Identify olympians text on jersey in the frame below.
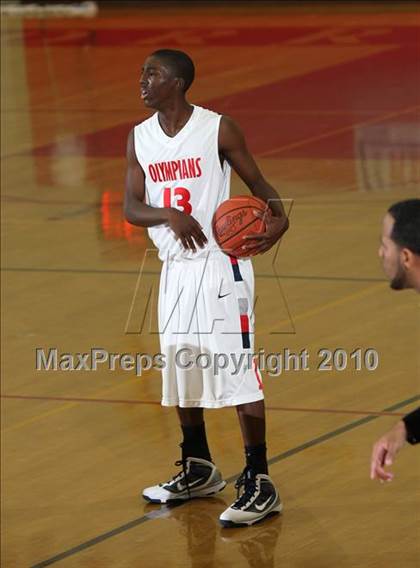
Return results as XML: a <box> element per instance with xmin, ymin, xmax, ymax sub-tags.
<box><xmin>134</xmin><ymin>105</ymin><xmax>230</xmax><ymax>260</ymax></box>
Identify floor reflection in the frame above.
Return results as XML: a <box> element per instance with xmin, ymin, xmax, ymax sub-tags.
<box><xmin>100</xmin><ymin>189</ymin><xmax>145</xmax><ymax>244</ymax></box>
<box><xmin>144</xmin><ymin>499</ymin><xmax>282</xmax><ymax>568</ymax></box>
<box><xmin>355</xmin><ymin>121</ymin><xmax>420</xmax><ymax>192</ymax></box>
<box><xmin>221</xmin><ymin>516</ymin><xmax>282</xmax><ymax>568</ymax></box>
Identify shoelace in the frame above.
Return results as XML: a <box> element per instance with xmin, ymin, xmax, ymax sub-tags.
<box><xmin>165</xmin><ymin>444</ymin><xmax>191</xmax><ymax>497</ymax></box>
<box><xmin>233</xmin><ymin>466</ymin><xmax>258</xmax><ymax>509</ymax></box>
<box><xmin>173</xmin><ymin>458</ymin><xmax>191</xmax><ymax>497</ymax></box>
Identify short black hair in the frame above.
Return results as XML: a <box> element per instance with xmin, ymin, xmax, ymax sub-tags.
<box><xmin>388</xmin><ymin>199</ymin><xmax>420</xmax><ymax>255</ymax></box>
<box><xmin>151</xmin><ymin>49</ymin><xmax>195</xmax><ymax>92</ymax></box>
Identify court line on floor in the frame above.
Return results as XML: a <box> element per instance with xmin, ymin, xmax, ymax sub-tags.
<box><xmin>259</xmin><ymin>104</ymin><xmax>420</xmax><ymax>157</ymax></box>
<box><xmin>270</xmin><ymin>280</ymin><xmax>384</xmax><ymax>333</ymax></box>
<box><xmin>0</xmin><ymin>394</ymin><xmax>158</xmax><ymax>407</ymax></box>
<box><xmin>0</xmin><ymin>194</ymin><xmax>398</xmax><ymax>206</ymax></box>
<box><xmin>1</xmin><ymin>266</ymin><xmax>384</xmax><ymax>283</ymax></box>
<box><xmin>0</xmin><ymin>377</ymin><xmax>145</xmax><ymax>434</ymax></box>
<box><xmin>2</xmin><ymin>281</ymin><xmax>388</xmax><ymax>434</ymax></box>
<box><xmin>1</xmin><ymin>195</ymin><xmax>99</xmax><ymax>206</ymax></box>
<box><xmin>29</xmin><ymin>394</ymin><xmax>420</xmax><ymax>568</ymax></box>
<box><xmin>0</xmin><ymin>394</ymin><xmax>407</xmax><ymax>417</ymax></box>
<box><xmin>1</xmin><ymin>281</ymin><xmax>386</xmax><ymax>434</ymax></box>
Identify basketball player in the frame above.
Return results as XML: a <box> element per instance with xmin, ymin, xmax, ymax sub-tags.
<box><xmin>370</xmin><ymin>199</ymin><xmax>420</xmax><ymax>482</ymax></box>
<box><xmin>124</xmin><ymin>49</ymin><xmax>289</xmax><ymax>526</ymax></box>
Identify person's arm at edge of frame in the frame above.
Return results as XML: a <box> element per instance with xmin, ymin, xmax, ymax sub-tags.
<box><xmin>370</xmin><ymin>407</ymin><xmax>420</xmax><ymax>482</ymax></box>
<box><xmin>218</xmin><ymin>115</ymin><xmax>289</xmax><ymax>254</ymax></box>
<box><xmin>403</xmin><ymin>407</ymin><xmax>420</xmax><ymax>445</ymax></box>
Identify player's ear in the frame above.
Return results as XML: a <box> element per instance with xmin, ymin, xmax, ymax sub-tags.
<box><xmin>401</xmin><ymin>247</ymin><xmax>412</xmax><ymax>269</ymax></box>
<box><xmin>175</xmin><ymin>77</ymin><xmax>185</xmax><ymax>92</ymax></box>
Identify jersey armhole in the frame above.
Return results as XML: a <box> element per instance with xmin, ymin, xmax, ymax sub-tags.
<box><xmin>133</xmin><ymin>124</ymin><xmax>147</xmax><ymax>170</ymax></box>
<box><xmin>132</xmin><ymin>126</ymin><xmax>141</xmax><ymax>166</ymax></box>
<box><xmin>132</xmin><ymin>124</ymin><xmax>149</xmax><ymax>206</ymax></box>
<box><xmin>215</xmin><ymin>114</ymin><xmax>226</xmax><ymax>177</ymax></box>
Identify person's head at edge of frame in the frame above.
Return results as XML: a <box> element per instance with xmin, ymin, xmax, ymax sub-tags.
<box><xmin>379</xmin><ymin>198</ymin><xmax>420</xmax><ymax>293</ymax></box>
<box><xmin>140</xmin><ymin>49</ymin><xmax>194</xmax><ymax>109</ymax></box>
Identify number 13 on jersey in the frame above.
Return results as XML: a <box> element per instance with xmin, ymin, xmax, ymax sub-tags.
<box><xmin>163</xmin><ymin>186</ymin><xmax>192</xmax><ymax>215</ymax></box>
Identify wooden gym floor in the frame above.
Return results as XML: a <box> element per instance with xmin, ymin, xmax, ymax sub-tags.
<box><xmin>1</xmin><ymin>3</ymin><xmax>419</xmax><ymax>567</ymax></box>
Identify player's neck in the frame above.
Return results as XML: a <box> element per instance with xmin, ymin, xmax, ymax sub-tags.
<box><xmin>157</xmin><ymin>100</ymin><xmax>194</xmax><ymax>138</ymax></box>
<box><xmin>409</xmin><ymin>266</ymin><xmax>420</xmax><ymax>293</ymax></box>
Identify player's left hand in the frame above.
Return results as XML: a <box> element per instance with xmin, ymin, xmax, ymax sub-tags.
<box><xmin>242</xmin><ymin>209</ymin><xmax>289</xmax><ymax>255</ymax></box>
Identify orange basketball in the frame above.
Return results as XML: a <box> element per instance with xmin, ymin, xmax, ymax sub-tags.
<box><xmin>212</xmin><ymin>195</ymin><xmax>268</xmax><ymax>258</ymax></box>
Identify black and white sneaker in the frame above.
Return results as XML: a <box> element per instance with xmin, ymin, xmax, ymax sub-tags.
<box><xmin>142</xmin><ymin>457</ymin><xmax>226</xmax><ymax>504</ymax></box>
<box><xmin>219</xmin><ymin>467</ymin><xmax>282</xmax><ymax>527</ymax></box>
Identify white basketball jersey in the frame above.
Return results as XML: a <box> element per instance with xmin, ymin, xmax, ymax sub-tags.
<box><xmin>133</xmin><ymin>105</ymin><xmax>231</xmax><ymax>261</ymax></box>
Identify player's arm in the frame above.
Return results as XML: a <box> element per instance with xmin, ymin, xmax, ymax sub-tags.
<box><xmin>219</xmin><ymin>115</ymin><xmax>289</xmax><ymax>254</ymax></box>
<box><xmin>370</xmin><ymin>408</ymin><xmax>420</xmax><ymax>482</ymax></box>
<box><xmin>370</xmin><ymin>421</ymin><xmax>407</xmax><ymax>482</ymax></box>
<box><xmin>124</xmin><ymin>128</ymin><xmax>207</xmax><ymax>251</ymax></box>
<box><xmin>124</xmin><ymin>128</ymin><xmax>170</xmax><ymax>227</ymax></box>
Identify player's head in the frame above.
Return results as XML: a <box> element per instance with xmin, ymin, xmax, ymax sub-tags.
<box><xmin>140</xmin><ymin>49</ymin><xmax>195</xmax><ymax>108</ymax></box>
<box><xmin>379</xmin><ymin>199</ymin><xmax>420</xmax><ymax>292</ymax></box>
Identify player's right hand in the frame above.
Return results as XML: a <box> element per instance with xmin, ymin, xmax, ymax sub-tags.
<box><xmin>167</xmin><ymin>208</ymin><xmax>208</xmax><ymax>252</ymax></box>
<box><xmin>370</xmin><ymin>420</ymin><xmax>407</xmax><ymax>482</ymax></box>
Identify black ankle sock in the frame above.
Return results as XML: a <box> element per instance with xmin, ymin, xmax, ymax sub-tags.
<box><xmin>181</xmin><ymin>422</ymin><xmax>212</xmax><ymax>462</ymax></box>
<box><xmin>245</xmin><ymin>443</ymin><xmax>268</xmax><ymax>475</ymax></box>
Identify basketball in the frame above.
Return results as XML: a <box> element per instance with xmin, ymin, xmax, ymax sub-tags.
<box><xmin>212</xmin><ymin>195</ymin><xmax>268</xmax><ymax>257</ymax></box>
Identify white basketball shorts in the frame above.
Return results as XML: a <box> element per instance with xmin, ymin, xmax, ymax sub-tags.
<box><xmin>158</xmin><ymin>250</ymin><xmax>264</xmax><ymax>408</ymax></box>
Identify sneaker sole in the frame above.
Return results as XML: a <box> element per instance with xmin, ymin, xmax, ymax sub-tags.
<box><xmin>143</xmin><ymin>480</ymin><xmax>227</xmax><ymax>504</ymax></box>
<box><xmin>219</xmin><ymin>502</ymin><xmax>283</xmax><ymax>528</ymax></box>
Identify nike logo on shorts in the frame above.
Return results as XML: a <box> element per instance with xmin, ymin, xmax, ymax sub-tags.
<box><xmin>218</xmin><ymin>292</ymin><xmax>231</xmax><ymax>299</ymax></box>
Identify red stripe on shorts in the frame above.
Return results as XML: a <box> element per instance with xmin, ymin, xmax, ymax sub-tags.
<box><xmin>253</xmin><ymin>358</ymin><xmax>264</xmax><ymax>390</ymax></box>
<box><xmin>240</xmin><ymin>314</ymin><xmax>249</xmax><ymax>333</ymax></box>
